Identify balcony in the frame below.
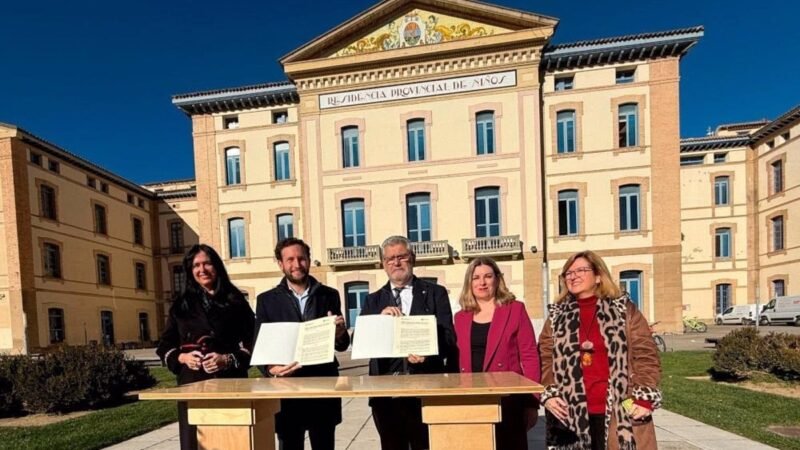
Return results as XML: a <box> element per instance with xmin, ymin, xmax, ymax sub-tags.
<box><xmin>461</xmin><ymin>235</ymin><xmax>522</xmax><ymax>260</ymax></box>
<box><xmin>327</xmin><ymin>245</ymin><xmax>382</xmax><ymax>267</ymax></box>
<box><xmin>410</xmin><ymin>240</ymin><xmax>451</xmax><ymax>262</ymax></box>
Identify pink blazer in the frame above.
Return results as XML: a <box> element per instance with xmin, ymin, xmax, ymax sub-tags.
<box><xmin>454</xmin><ymin>300</ymin><xmax>540</xmax><ymax>383</ymax></box>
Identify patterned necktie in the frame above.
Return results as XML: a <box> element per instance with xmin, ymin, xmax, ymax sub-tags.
<box><xmin>393</xmin><ymin>287</ymin><xmax>403</xmax><ymax>309</ymax></box>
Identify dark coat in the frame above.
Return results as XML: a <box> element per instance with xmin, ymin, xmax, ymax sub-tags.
<box><xmin>156</xmin><ymin>293</ymin><xmax>255</xmax><ymax>386</ymax></box>
<box><xmin>360</xmin><ymin>276</ymin><xmax>458</xmax><ymax>378</ymax></box>
<box><xmin>254</xmin><ymin>276</ymin><xmax>350</xmax><ymax>433</ymax></box>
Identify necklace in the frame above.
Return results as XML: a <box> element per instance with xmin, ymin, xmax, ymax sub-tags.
<box><xmin>579</xmin><ymin>301</ymin><xmax>599</xmax><ymax>367</ymax></box>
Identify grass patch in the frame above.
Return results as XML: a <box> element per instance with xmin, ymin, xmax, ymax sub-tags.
<box><xmin>0</xmin><ymin>366</ymin><xmax>268</xmax><ymax>450</ymax></box>
<box><xmin>662</xmin><ymin>351</ymin><xmax>800</xmax><ymax>450</ymax></box>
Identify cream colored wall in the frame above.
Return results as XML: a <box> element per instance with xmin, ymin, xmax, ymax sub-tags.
<box><xmin>680</xmin><ymin>147</ymin><xmax>749</xmax><ymax>319</ymax></box>
<box><xmin>25</xmin><ymin>150</ymin><xmax>158</xmax><ymax>348</ymax></box>
<box><xmin>756</xmin><ymin>122</ymin><xmax>800</xmax><ymax>301</ymax></box>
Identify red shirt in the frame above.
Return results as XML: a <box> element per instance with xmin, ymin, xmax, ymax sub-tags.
<box><xmin>577</xmin><ymin>296</ymin><xmax>609</xmax><ymax>414</ymax></box>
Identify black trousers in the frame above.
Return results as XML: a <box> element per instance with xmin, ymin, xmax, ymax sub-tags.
<box><xmin>546</xmin><ymin>412</ymin><xmax>606</xmax><ymax>449</ymax></box>
<box><xmin>177</xmin><ymin>401</ymin><xmax>198</xmax><ymax>450</ymax></box>
<box><xmin>278</xmin><ymin>424</ymin><xmax>336</xmax><ymax>450</ymax></box>
<box><xmin>371</xmin><ymin>397</ymin><xmax>429</xmax><ymax>450</ymax></box>
<box><xmin>496</xmin><ymin>395</ymin><xmax>531</xmax><ymax>450</ymax></box>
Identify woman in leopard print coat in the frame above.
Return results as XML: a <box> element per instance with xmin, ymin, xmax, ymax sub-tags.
<box><xmin>539</xmin><ymin>251</ymin><xmax>661</xmax><ymax>450</ymax></box>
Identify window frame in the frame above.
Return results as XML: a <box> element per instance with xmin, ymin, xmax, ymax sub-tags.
<box><xmin>714</xmin><ymin>176</ymin><xmax>730</xmax><ymax>206</ymax></box>
<box><xmin>342</xmin><ymin>199</ymin><xmax>366</xmax><ymax>247</ymax></box>
<box><xmin>228</xmin><ymin>217</ymin><xmax>247</xmax><ymax>259</ymax></box>
<box><xmin>48</xmin><ymin>307</ymin><xmax>66</xmax><ymax>344</ymax></box>
<box><xmin>557</xmin><ymin>190</ymin><xmax>579</xmax><ymax>236</ymax></box>
<box><xmin>556</xmin><ymin>110</ymin><xmax>576</xmax><ymax>154</ymax></box>
<box><xmin>95</xmin><ymin>252</ymin><xmax>112</xmax><ymax>286</ymax></box>
<box><xmin>224</xmin><ymin>146</ymin><xmax>242</xmax><ymax>186</ymax></box>
<box><xmin>618</xmin><ymin>103</ymin><xmax>639</xmax><ymax>148</ymax></box>
<box><xmin>618</xmin><ymin>184</ymin><xmax>641</xmax><ymax>232</ymax></box>
<box><xmin>475</xmin><ymin>111</ymin><xmax>496</xmax><ymax>155</ymax></box>
<box><xmin>273</xmin><ymin>141</ymin><xmax>291</xmax><ymax>181</ymax></box>
<box><xmin>714</xmin><ymin>227</ymin><xmax>732</xmax><ymax>259</ymax></box>
<box><xmin>406</xmin><ymin>119</ymin><xmax>426</xmax><ymax>162</ymax></box>
<box><xmin>406</xmin><ymin>193</ymin><xmax>432</xmax><ymax>242</ymax></box>
<box><xmin>277</xmin><ymin>213</ymin><xmax>294</xmax><ymax>242</ymax></box>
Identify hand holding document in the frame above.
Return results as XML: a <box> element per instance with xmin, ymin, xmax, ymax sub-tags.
<box><xmin>351</xmin><ymin>315</ymin><xmax>438</xmax><ymax>360</ymax></box>
<box><xmin>251</xmin><ymin>316</ymin><xmax>336</xmax><ymax>366</ymax></box>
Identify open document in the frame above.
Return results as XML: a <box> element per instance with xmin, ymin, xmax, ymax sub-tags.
<box><xmin>251</xmin><ymin>316</ymin><xmax>336</xmax><ymax>366</ymax></box>
<box><xmin>351</xmin><ymin>315</ymin><xmax>438</xmax><ymax>359</ymax></box>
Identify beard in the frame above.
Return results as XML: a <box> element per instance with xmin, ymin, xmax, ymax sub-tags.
<box><xmin>285</xmin><ymin>269</ymin><xmax>308</xmax><ymax>285</ymax></box>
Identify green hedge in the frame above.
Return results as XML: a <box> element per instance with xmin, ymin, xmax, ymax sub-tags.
<box><xmin>0</xmin><ymin>345</ymin><xmax>156</xmax><ymax>415</ymax></box>
<box><xmin>712</xmin><ymin>328</ymin><xmax>800</xmax><ymax>381</ymax></box>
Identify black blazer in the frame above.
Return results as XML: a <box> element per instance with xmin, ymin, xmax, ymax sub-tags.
<box><xmin>360</xmin><ymin>276</ymin><xmax>458</xmax><ymax>376</ymax></box>
<box><xmin>254</xmin><ymin>276</ymin><xmax>350</xmax><ymax>431</ymax></box>
<box><xmin>156</xmin><ymin>294</ymin><xmax>254</xmax><ymax>386</ymax></box>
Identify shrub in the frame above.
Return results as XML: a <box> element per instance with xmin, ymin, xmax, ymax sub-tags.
<box><xmin>13</xmin><ymin>345</ymin><xmax>156</xmax><ymax>414</ymax></box>
<box><xmin>0</xmin><ymin>355</ymin><xmax>24</xmax><ymax>417</ymax></box>
<box><xmin>712</xmin><ymin>328</ymin><xmax>800</xmax><ymax>381</ymax></box>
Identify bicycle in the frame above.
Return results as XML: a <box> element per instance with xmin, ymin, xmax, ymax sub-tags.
<box><xmin>682</xmin><ymin>316</ymin><xmax>708</xmax><ymax>333</ymax></box>
<box><xmin>649</xmin><ymin>321</ymin><xmax>666</xmax><ymax>352</ymax></box>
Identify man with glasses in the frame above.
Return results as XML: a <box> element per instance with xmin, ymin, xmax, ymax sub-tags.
<box><xmin>360</xmin><ymin>235</ymin><xmax>457</xmax><ymax>450</ymax></box>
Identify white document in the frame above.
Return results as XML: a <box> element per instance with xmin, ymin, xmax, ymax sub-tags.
<box><xmin>351</xmin><ymin>315</ymin><xmax>438</xmax><ymax>359</ymax></box>
<box><xmin>250</xmin><ymin>316</ymin><xmax>336</xmax><ymax>366</ymax></box>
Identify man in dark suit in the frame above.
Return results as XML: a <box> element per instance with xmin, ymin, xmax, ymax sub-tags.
<box><xmin>255</xmin><ymin>238</ymin><xmax>350</xmax><ymax>450</ymax></box>
<box><xmin>359</xmin><ymin>235</ymin><xmax>457</xmax><ymax>450</ymax></box>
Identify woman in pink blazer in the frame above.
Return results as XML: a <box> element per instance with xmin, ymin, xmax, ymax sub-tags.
<box><xmin>455</xmin><ymin>256</ymin><xmax>541</xmax><ymax>450</ymax></box>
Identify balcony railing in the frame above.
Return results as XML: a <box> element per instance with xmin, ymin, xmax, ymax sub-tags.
<box><xmin>327</xmin><ymin>245</ymin><xmax>382</xmax><ymax>267</ymax></box>
<box><xmin>461</xmin><ymin>235</ymin><xmax>522</xmax><ymax>259</ymax></box>
<box><xmin>410</xmin><ymin>240</ymin><xmax>451</xmax><ymax>261</ymax></box>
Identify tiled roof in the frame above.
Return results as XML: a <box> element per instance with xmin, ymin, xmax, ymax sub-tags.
<box><xmin>542</xmin><ymin>26</ymin><xmax>704</xmax><ymax>71</ymax></box>
<box><xmin>155</xmin><ymin>188</ymin><xmax>197</xmax><ymax>200</ymax></box>
<box><xmin>751</xmin><ymin>104</ymin><xmax>800</xmax><ymax>143</ymax></box>
<box><xmin>680</xmin><ymin>135</ymin><xmax>750</xmax><ymax>153</ymax></box>
<box><xmin>172</xmin><ymin>81</ymin><xmax>299</xmax><ymax>115</ymax></box>
<box><xmin>715</xmin><ymin>119</ymin><xmax>769</xmax><ymax>133</ymax></box>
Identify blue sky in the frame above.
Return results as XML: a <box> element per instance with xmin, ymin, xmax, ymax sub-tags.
<box><xmin>1</xmin><ymin>0</ymin><xmax>797</xmax><ymax>184</ymax></box>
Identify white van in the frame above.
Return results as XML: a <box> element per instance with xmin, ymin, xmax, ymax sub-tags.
<box><xmin>715</xmin><ymin>304</ymin><xmax>758</xmax><ymax>325</ymax></box>
<box><xmin>759</xmin><ymin>295</ymin><xmax>800</xmax><ymax>326</ymax></box>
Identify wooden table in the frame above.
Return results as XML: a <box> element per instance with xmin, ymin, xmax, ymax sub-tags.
<box><xmin>139</xmin><ymin>372</ymin><xmax>543</xmax><ymax>450</ymax></box>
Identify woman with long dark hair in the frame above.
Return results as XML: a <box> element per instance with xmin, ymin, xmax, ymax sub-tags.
<box><xmin>156</xmin><ymin>244</ymin><xmax>255</xmax><ymax>450</ymax></box>
<box><xmin>539</xmin><ymin>250</ymin><xmax>661</xmax><ymax>450</ymax></box>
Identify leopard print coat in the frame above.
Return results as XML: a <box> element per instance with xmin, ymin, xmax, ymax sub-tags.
<box><xmin>539</xmin><ymin>294</ymin><xmax>662</xmax><ymax>450</ymax></box>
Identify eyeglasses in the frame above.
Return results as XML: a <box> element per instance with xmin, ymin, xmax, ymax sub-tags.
<box><xmin>383</xmin><ymin>253</ymin><xmax>411</xmax><ymax>264</ymax></box>
<box><xmin>561</xmin><ymin>267</ymin><xmax>593</xmax><ymax>280</ymax></box>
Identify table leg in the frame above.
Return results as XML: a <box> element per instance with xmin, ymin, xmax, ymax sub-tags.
<box><xmin>421</xmin><ymin>395</ymin><xmax>503</xmax><ymax>450</ymax></box>
<box><xmin>187</xmin><ymin>399</ymin><xmax>280</xmax><ymax>450</ymax></box>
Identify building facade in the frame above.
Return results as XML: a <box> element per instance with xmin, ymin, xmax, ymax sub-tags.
<box><xmin>1</xmin><ymin>0</ymin><xmax>798</xmax><ymax>353</ymax></box>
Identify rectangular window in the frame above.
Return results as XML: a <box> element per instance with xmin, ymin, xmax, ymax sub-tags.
<box><xmin>616</xmin><ymin>68</ymin><xmax>636</xmax><ymax>84</ymax></box>
<box><xmin>40</xmin><ymin>184</ymin><xmax>57</xmax><ymax>220</ymax></box>
<box><xmin>135</xmin><ymin>262</ymin><xmax>146</xmax><ymax>290</ymax></box>
<box><xmin>172</xmin><ymin>265</ymin><xmax>186</xmax><ymax>293</ymax></box>
<box><xmin>225</xmin><ymin>147</ymin><xmax>242</xmax><ymax>185</ymax></box>
<box><xmin>342</xmin><ymin>200</ymin><xmax>366</xmax><ymax>247</ymax></box>
<box><xmin>170</xmin><ymin>222</ymin><xmax>184</xmax><ymax>253</ymax></box>
<box><xmin>94</xmin><ymin>204</ymin><xmax>107</xmax><ymax>235</ymax></box>
<box><xmin>772</xmin><ymin>160</ymin><xmax>783</xmax><ymax>194</ymax></box>
<box><xmin>345</xmin><ymin>282</ymin><xmax>370</xmax><ymax>327</ymax></box>
<box><xmin>714</xmin><ymin>176</ymin><xmax>730</xmax><ymax>206</ymax></box>
<box><xmin>556</xmin><ymin>110</ymin><xmax>576</xmax><ymax>154</ymax></box>
<box><xmin>274</xmin><ymin>142</ymin><xmax>291</xmax><ymax>181</ymax></box>
<box><xmin>138</xmin><ymin>312</ymin><xmax>150</xmax><ymax>342</ymax></box>
<box><xmin>277</xmin><ymin>214</ymin><xmax>294</xmax><ymax>241</ymax></box>
<box><xmin>87</xmin><ymin>177</ymin><xmax>97</xmax><ymax>188</ymax></box>
<box><xmin>126</xmin><ymin>193</ymin><xmax>134</xmax><ymax>204</ymax></box>
<box><xmin>272</xmin><ymin>110</ymin><xmax>288</xmax><ymax>124</ymax></box>
<box><xmin>100</xmin><ymin>310</ymin><xmax>114</xmax><ymax>346</ymax></box>
<box><xmin>715</xmin><ymin>284</ymin><xmax>731</xmax><ymax>315</ymax></box>
<box><xmin>680</xmin><ymin>155</ymin><xmax>705</xmax><ymax>166</ymax></box>
<box><xmin>342</xmin><ymin>127</ymin><xmax>360</xmax><ymax>168</ymax></box>
<box><xmin>407</xmin><ymin>119</ymin><xmax>426</xmax><ymax>162</ymax></box>
<box><xmin>100</xmin><ymin>182</ymin><xmax>109</xmax><ymax>194</ymax></box>
<box><xmin>30</xmin><ymin>152</ymin><xmax>42</xmax><ymax>166</ymax></box>
<box><xmin>406</xmin><ymin>193</ymin><xmax>431</xmax><ymax>242</ymax></box>
<box><xmin>48</xmin><ymin>308</ymin><xmax>65</xmax><ymax>344</ymax></box>
<box><xmin>137</xmin><ymin>198</ymin><xmax>145</xmax><ymax>208</ymax></box>
<box><xmin>714</xmin><ymin>153</ymin><xmax>728</xmax><ymax>163</ymax></box>
<box><xmin>43</xmin><ymin>242</ymin><xmax>62</xmax><ymax>278</ymax></box>
<box><xmin>475</xmin><ymin>187</ymin><xmax>500</xmax><ymax>237</ymax></box>
<box><xmin>223</xmin><ymin>116</ymin><xmax>239</xmax><ymax>129</ymax></box>
<box><xmin>228</xmin><ymin>218</ymin><xmax>246</xmax><ymax>258</ymax></box>
<box><xmin>132</xmin><ymin>218</ymin><xmax>144</xmax><ymax>245</ymax></box>
<box><xmin>618</xmin><ymin>104</ymin><xmax>638</xmax><ymax>148</ymax></box>
<box><xmin>781</xmin><ymin>131</ymin><xmax>791</xmax><ymax>143</ymax></box>
<box><xmin>773</xmin><ymin>279</ymin><xmax>785</xmax><ymax>297</ymax></box>
<box><xmin>715</xmin><ymin>228</ymin><xmax>731</xmax><ymax>259</ymax></box>
<box><xmin>620</xmin><ymin>271</ymin><xmax>643</xmax><ymax>309</ymax></box>
<box><xmin>555</xmin><ymin>75</ymin><xmax>574</xmax><ymax>91</ymax></box>
<box><xmin>772</xmin><ymin>216</ymin><xmax>784</xmax><ymax>251</ymax></box>
<box><xmin>619</xmin><ymin>185</ymin><xmax>640</xmax><ymax>231</ymax></box>
<box><xmin>476</xmin><ymin>111</ymin><xmax>495</xmax><ymax>155</ymax></box>
<box><xmin>48</xmin><ymin>160</ymin><xmax>60</xmax><ymax>173</ymax></box>
<box><xmin>96</xmin><ymin>254</ymin><xmax>111</xmax><ymax>285</ymax></box>
<box><xmin>558</xmin><ymin>190</ymin><xmax>579</xmax><ymax>236</ymax></box>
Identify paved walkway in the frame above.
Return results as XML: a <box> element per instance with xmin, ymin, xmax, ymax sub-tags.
<box><xmin>105</xmin><ymin>399</ymin><xmax>777</xmax><ymax>450</ymax></box>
